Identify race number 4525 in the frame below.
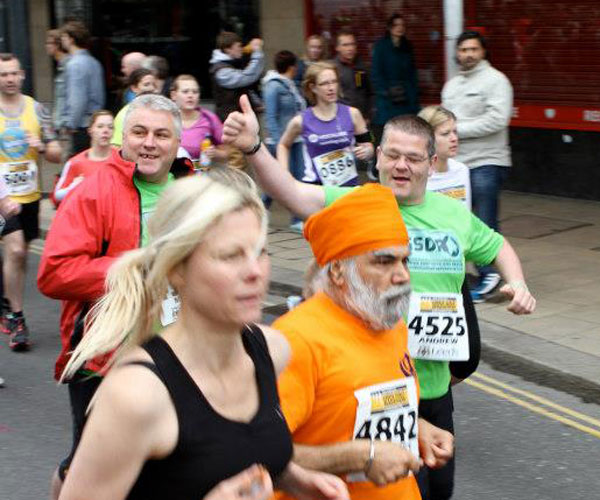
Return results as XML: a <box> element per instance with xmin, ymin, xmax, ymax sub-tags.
<box><xmin>408</xmin><ymin>315</ymin><xmax>465</xmax><ymax>337</ymax></box>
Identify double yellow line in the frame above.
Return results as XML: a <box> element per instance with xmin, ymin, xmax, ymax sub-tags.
<box><xmin>465</xmin><ymin>372</ymin><xmax>600</xmax><ymax>439</ymax></box>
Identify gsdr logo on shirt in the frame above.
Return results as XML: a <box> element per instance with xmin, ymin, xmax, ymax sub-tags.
<box><xmin>1</xmin><ymin>127</ymin><xmax>29</xmax><ymax>159</ymax></box>
<box><xmin>407</xmin><ymin>228</ymin><xmax>464</xmax><ymax>274</ymax></box>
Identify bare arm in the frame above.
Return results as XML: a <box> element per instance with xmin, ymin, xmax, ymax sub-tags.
<box><xmin>59</xmin><ymin>365</ymin><xmax>176</xmax><ymax>500</ymax></box>
<box><xmin>260</xmin><ymin>325</ymin><xmax>290</xmax><ymax>376</ymax></box>
<box><xmin>294</xmin><ymin>440</ymin><xmax>420</xmax><ymax>487</ymax></box>
<box><xmin>493</xmin><ymin>239</ymin><xmax>536</xmax><ymax>314</ymax></box>
<box><xmin>222</xmin><ymin>95</ymin><xmax>325</xmax><ymax>219</ymax></box>
<box><xmin>276</xmin><ymin>114</ymin><xmax>302</xmax><ymax>173</ymax></box>
<box><xmin>293</xmin><ymin>441</ymin><xmax>368</xmax><ymax>475</ymax></box>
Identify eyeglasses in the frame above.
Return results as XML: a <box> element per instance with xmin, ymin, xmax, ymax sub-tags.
<box><xmin>380</xmin><ymin>149</ymin><xmax>430</xmax><ymax>167</ymax></box>
<box><xmin>316</xmin><ymin>79</ymin><xmax>338</xmax><ymax>88</ymax></box>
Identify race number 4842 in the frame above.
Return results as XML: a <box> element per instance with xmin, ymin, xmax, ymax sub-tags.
<box><xmin>354</xmin><ymin>410</ymin><xmax>417</xmax><ymax>444</ymax></box>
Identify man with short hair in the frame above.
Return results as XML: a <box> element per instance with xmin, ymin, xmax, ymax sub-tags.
<box><xmin>332</xmin><ymin>29</ymin><xmax>375</xmax><ymax>180</ymax></box>
<box><xmin>0</xmin><ymin>53</ymin><xmax>62</xmax><ymax>351</ymax></box>
<box><xmin>274</xmin><ymin>183</ymin><xmax>453</xmax><ymax>500</ymax></box>
<box><xmin>209</xmin><ymin>31</ymin><xmax>265</xmax><ymax>122</ymax></box>
<box><xmin>60</xmin><ymin>20</ymin><xmax>105</xmax><ymax>153</ymax></box>
<box><xmin>222</xmin><ymin>95</ymin><xmax>535</xmax><ymax>500</ymax></box>
<box><xmin>442</xmin><ymin>31</ymin><xmax>514</xmax><ymax>302</ymax></box>
<box><xmin>38</xmin><ymin>94</ymin><xmax>182</xmax><ymax>499</ymax></box>
<box><xmin>332</xmin><ymin>30</ymin><xmax>372</xmax><ymax>123</ymax></box>
<box><xmin>120</xmin><ymin>51</ymin><xmax>146</xmax><ymax>104</ymax></box>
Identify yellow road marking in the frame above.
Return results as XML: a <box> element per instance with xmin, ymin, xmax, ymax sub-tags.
<box><xmin>471</xmin><ymin>372</ymin><xmax>600</xmax><ymax>429</ymax></box>
<box><xmin>465</xmin><ymin>378</ymin><xmax>600</xmax><ymax>439</ymax></box>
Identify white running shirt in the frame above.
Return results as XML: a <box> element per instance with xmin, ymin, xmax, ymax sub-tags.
<box><xmin>426</xmin><ymin>158</ymin><xmax>471</xmax><ymax>210</ymax></box>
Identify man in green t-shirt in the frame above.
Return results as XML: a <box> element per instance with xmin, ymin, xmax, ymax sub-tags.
<box><xmin>222</xmin><ymin>95</ymin><xmax>536</xmax><ymax>500</ymax></box>
<box><xmin>39</xmin><ymin>94</ymin><xmax>181</xmax><ymax>500</ymax></box>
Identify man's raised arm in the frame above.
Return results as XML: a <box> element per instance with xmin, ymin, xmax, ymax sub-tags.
<box><xmin>221</xmin><ymin>95</ymin><xmax>325</xmax><ymax>219</ymax></box>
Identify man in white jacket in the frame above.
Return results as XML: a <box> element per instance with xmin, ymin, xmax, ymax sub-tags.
<box><xmin>442</xmin><ymin>31</ymin><xmax>513</xmax><ymax>302</ymax></box>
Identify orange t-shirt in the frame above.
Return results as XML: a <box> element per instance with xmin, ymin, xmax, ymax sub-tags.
<box><xmin>273</xmin><ymin>292</ymin><xmax>422</xmax><ymax>500</ymax></box>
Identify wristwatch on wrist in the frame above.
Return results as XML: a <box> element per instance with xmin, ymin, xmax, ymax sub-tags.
<box><xmin>242</xmin><ymin>137</ymin><xmax>262</xmax><ymax>156</ymax></box>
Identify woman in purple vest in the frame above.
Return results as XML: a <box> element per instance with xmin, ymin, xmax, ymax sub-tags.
<box><xmin>277</xmin><ymin>61</ymin><xmax>373</xmax><ymax>188</ymax></box>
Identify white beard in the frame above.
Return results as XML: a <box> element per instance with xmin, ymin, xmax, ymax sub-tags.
<box><xmin>344</xmin><ymin>260</ymin><xmax>411</xmax><ymax>331</ymax></box>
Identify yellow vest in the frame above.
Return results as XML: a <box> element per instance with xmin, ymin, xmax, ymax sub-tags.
<box><xmin>0</xmin><ymin>95</ymin><xmax>42</xmax><ymax>203</ymax></box>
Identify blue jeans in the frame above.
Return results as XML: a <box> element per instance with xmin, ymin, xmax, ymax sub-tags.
<box><xmin>263</xmin><ymin>143</ymin><xmax>305</xmax><ymax>224</ymax></box>
<box><xmin>470</xmin><ymin>165</ymin><xmax>509</xmax><ymax>276</ymax></box>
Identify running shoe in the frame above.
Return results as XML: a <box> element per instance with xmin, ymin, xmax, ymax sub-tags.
<box><xmin>470</xmin><ymin>272</ymin><xmax>501</xmax><ymax>303</ymax></box>
<box><xmin>289</xmin><ymin>221</ymin><xmax>304</xmax><ymax>234</ymax></box>
<box><xmin>0</xmin><ymin>312</ymin><xmax>11</xmax><ymax>335</ymax></box>
<box><xmin>8</xmin><ymin>315</ymin><xmax>31</xmax><ymax>352</ymax></box>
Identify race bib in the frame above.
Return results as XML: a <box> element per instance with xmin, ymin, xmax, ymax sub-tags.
<box><xmin>160</xmin><ymin>286</ymin><xmax>181</xmax><ymax>327</ymax></box>
<box><xmin>1</xmin><ymin>160</ymin><xmax>38</xmax><ymax>196</ymax></box>
<box><xmin>407</xmin><ymin>292</ymin><xmax>469</xmax><ymax>361</ymax></box>
<box><xmin>435</xmin><ymin>185</ymin><xmax>467</xmax><ymax>203</ymax></box>
<box><xmin>348</xmin><ymin>377</ymin><xmax>419</xmax><ymax>482</ymax></box>
<box><xmin>313</xmin><ymin>148</ymin><xmax>357</xmax><ymax>186</ymax></box>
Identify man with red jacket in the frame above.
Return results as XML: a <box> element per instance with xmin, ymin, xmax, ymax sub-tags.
<box><xmin>37</xmin><ymin>94</ymin><xmax>183</xmax><ymax>499</ymax></box>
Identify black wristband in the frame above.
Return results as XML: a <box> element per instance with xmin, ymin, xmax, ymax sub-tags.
<box><xmin>354</xmin><ymin>131</ymin><xmax>373</xmax><ymax>143</ymax></box>
<box><xmin>242</xmin><ymin>138</ymin><xmax>262</xmax><ymax>155</ymax></box>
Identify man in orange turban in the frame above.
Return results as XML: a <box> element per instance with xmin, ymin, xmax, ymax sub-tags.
<box><xmin>273</xmin><ymin>183</ymin><xmax>454</xmax><ymax>500</ymax></box>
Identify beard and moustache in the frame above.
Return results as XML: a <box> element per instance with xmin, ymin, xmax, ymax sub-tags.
<box><xmin>343</xmin><ymin>259</ymin><xmax>411</xmax><ymax>331</ymax></box>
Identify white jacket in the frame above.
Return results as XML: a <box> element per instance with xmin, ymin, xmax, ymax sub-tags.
<box><xmin>442</xmin><ymin>60</ymin><xmax>513</xmax><ymax>168</ymax></box>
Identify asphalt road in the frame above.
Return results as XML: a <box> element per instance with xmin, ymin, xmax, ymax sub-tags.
<box><xmin>2</xmin><ymin>251</ymin><xmax>600</xmax><ymax>499</ymax></box>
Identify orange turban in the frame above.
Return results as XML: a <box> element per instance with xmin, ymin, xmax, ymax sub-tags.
<box><xmin>304</xmin><ymin>183</ymin><xmax>409</xmax><ymax>266</ymax></box>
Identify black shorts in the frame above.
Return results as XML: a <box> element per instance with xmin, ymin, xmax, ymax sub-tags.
<box><xmin>1</xmin><ymin>199</ymin><xmax>40</xmax><ymax>242</ymax></box>
<box><xmin>58</xmin><ymin>373</ymin><xmax>103</xmax><ymax>481</ymax></box>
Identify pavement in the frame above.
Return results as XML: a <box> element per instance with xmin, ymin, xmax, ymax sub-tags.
<box><xmin>35</xmin><ymin>187</ymin><xmax>600</xmax><ymax>399</ymax></box>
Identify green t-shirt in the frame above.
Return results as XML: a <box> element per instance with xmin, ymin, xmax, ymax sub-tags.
<box><xmin>324</xmin><ymin>186</ymin><xmax>504</xmax><ymax>399</ymax></box>
<box><xmin>133</xmin><ymin>173</ymin><xmax>175</xmax><ymax>247</ymax></box>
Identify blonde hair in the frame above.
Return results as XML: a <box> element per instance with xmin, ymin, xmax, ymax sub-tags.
<box><xmin>302</xmin><ymin>61</ymin><xmax>340</xmax><ymax>106</ymax></box>
<box><xmin>62</xmin><ymin>175</ymin><xmax>266</xmax><ymax>380</ymax></box>
<box><xmin>417</xmin><ymin>105</ymin><xmax>456</xmax><ymax>131</ymax></box>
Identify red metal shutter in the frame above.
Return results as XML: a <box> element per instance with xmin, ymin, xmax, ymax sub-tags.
<box><xmin>309</xmin><ymin>0</ymin><xmax>445</xmax><ymax>105</ymax></box>
<box><xmin>466</xmin><ymin>0</ymin><xmax>600</xmax><ymax>131</ymax></box>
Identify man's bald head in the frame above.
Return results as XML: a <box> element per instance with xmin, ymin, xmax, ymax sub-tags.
<box><xmin>121</xmin><ymin>52</ymin><xmax>146</xmax><ymax>78</ymax></box>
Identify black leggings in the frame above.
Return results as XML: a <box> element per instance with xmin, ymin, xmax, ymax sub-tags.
<box><xmin>58</xmin><ymin>374</ymin><xmax>103</xmax><ymax>480</ymax></box>
<box><xmin>449</xmin><ymin>280</ymin><xmax>481</xmax><ymax>380</ymax></box>
<box><xmin>417</xmin><ymin>390</ymin><xmax>455</xmax><ymax>500</ymax></box>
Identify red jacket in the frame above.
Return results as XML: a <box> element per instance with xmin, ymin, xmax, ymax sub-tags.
<box><xmin>38</xmin><ymin>149</ymin><xmax>141</xmax><ymax>380</ymax></box>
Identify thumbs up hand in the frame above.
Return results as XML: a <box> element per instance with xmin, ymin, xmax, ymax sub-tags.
<box><xmin>221</xmin><ymin>94</ymin><xmax>260</xmax><ymax>152</ymax></box>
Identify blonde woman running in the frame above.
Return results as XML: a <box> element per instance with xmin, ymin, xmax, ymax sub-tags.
<box><xmin>58</xmin><ymin>175</ymin><xmax>348</xmax><ymax>500</ymax></box>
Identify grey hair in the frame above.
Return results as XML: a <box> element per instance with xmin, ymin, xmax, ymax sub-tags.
<box><xmin>124</xmin><ymin>94</ymin><xmax>182</xmax><ymax>138</ymax></box>
<box><xmin>381</xmin><ymin>115</ymin><xmax>436</xmax><ymax>158</ymax></box>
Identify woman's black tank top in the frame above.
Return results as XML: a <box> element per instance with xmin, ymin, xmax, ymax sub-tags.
<box><xmin>126</xmin><ymin>325</ymin><xmax>293</xmax><ymax>499</ymax></box>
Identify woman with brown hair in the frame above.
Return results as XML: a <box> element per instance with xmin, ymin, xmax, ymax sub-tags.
<box><xmin>278</xmin><ymin>61</ymin><xmax>373</xmax><ymax>194</ymax></box>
